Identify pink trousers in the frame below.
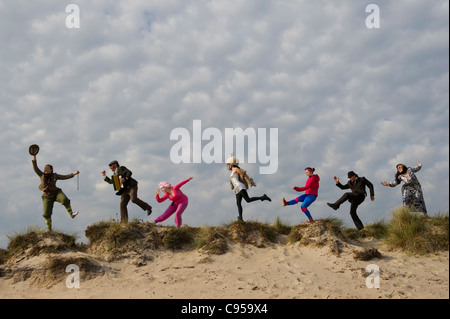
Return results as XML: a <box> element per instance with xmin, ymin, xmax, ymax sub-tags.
<box><xmin>155</xmin><ymin>201</ymin><xmax>188</xmax><ymax>227</ymax></box>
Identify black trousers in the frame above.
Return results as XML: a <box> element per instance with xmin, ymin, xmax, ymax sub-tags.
<box><xmin>235</xmin><ymin>189</ymin><xmax>264</xmax><ymax>220</ymax></box>
<box><xmin>334</xmin><ymin>193</ymin><xmax>366</xmax><ymax>230</ymax></box>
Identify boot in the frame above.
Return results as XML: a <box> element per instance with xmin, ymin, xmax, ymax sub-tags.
<box><xmin>45</xmin><ymin>217</ymin><xmax>52</xmax><ymax>232</ymax></box>
<box><xmin>327</xmin><ymin>203</ymin><xmax>339</xmax><ymax>210</ymax></box>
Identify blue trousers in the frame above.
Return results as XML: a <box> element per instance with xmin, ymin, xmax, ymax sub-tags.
<box><xmin>286</xmin><ymin>194</ymin><xmax>317</xmax><ymax>220</ymax></box>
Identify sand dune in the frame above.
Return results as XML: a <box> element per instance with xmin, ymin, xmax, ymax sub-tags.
<box><xmin>1</xmin><ymin>220</ymin><xmax>448</xmax><ymax>299</ymax></box>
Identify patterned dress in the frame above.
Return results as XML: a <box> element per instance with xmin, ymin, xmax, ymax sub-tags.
<box><xmin>389</xmin><ymin>165</ymin><xmax>427</xmax><ymax>213</ymax></box>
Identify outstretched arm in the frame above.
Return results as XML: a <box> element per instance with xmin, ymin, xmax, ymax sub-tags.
<box><xmin>56</xmin><ymin>170</ymin><xmax>79</xmax><ymax>180</ymax></box>
<box><xmin>411</xmin><ymin>162</ymin><xmax>422</xmax><ymax>173</ymax></box>
<box><xmin>173</xmin><ymin>177</ymin><xmax>193</xmax><ymax>190</ymax></box>
<box><xmin>293</xmin><ymin>177</ymin><xmax>312</xmax><ymax>192</ymax></box>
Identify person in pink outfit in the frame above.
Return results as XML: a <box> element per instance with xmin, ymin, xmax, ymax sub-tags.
<box><xmin>154</xmin><ymin>177</ymin><xmax>193</xmax><ymax>227</ymax></box>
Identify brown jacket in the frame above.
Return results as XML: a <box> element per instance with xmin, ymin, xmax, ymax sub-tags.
<box><xmin>32</xmin><ymin>160</ymin><xmax>74</xmax><ymax>193</ymax></box>
<box><xmin>230</xmin><ymin>169</ymin><xmax>256</xmax><ymax>190</ymax></box>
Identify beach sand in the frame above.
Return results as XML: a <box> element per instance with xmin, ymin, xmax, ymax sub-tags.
<box><xmin>1</xmin><ymin>231</ymin><xmax>448</xmax><ymax>299</ymax></box>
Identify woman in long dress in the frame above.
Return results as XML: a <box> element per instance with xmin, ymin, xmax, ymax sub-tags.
<box><xmin>381</xmin><ymin>162</ymin><xmax>428</xmax><ymax>218</ymax></box>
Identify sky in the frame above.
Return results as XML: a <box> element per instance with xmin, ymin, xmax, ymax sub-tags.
<box><xmin>0</xmin><ymin>0</ymin><xmax>448</xmax><ymax>249</ymax></box>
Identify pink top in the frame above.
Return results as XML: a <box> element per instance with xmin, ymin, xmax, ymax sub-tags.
<box><xmin>294</xmin><ymin>175</ymin><xmax>320</xmax><ymax>196</ymax></box>
<box><xmin>156</xmin><ymin>178</ymin><xmax>190</xmax><ymax>205</ymax></box>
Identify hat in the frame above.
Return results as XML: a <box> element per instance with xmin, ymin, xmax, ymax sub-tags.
<box><xmin>108</xmin><ymin>160</ymin><xmax>119</xmax><ymax>166</ymax></box>
<box><xmin>28</xmin><ymin>144</ymin><xmax>40</xmax><ymax>155</ymax></box>
<box><xmin>159</xmin><ymin>181</ymin><xmax>172</xmax><ymax>189</ymax></box>
<box><xmin>347</xmin><ymin>171</ymin><xmax>357</xmax><ymax>178</ymax></box>
<box><xmin>226</xmin><ymin>156</ymin><xmax>239</xmax><ymax>165</ymax></box>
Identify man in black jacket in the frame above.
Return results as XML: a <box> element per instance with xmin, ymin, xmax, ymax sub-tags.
<box><xmin>327</xmin><ymin>171</ymin><xmax>374</xmax><ymax>230</ymax></box>
<box><xmin>102</xmin><ymin>160</ymin><xmax>152</xmax><ymax>223</ymax></box>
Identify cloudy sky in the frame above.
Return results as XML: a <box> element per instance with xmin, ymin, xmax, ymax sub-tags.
<box><xmin>0</xmin><ymin>0</ymin><xmax>448</xmax><ymax>248</ymax></box>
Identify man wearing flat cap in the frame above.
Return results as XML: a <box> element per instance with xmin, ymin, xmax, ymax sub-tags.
<box><xmin>102</xmin><ymin>160</ymin><xmax>152</xmax><ymax>223</ymax></box>
<box><xmin>327</xmin><ymin>171</ymin><xmax>374</xmax><ymax>230</ymax></box>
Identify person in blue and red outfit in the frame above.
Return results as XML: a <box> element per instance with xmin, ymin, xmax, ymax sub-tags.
<box><xmin>282</xmin><ymin>167</ymin><xmax>320</xmax><ymax>223</ymax></box>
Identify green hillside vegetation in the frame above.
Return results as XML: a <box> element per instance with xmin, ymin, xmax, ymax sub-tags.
<box><xmin>1</xmin><ymin>207</ymin><xmax>448</xmax><ymax>266</ymax></box>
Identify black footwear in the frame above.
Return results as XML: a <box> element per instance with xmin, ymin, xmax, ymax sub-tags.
<box><xmin>327</xmin><ymin>203</ymin><xmax>338</xmax><ymax>210</ymax></box>
<box><xmin>146</xmin><ymin>207</ymin><xmax>152</xmax><ymax>216</ymax></box>
<box><xmin>262</xmin><ymin>194</ymin><xmax>272</xmax><ymax>202</ymax></box>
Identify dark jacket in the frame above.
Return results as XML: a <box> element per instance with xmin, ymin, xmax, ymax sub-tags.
<box><xmin>104</xmin><ymin>166</ymin><xmax>138</xmax><ymax>187</ymax></box>
<box><xmin>336</xmin><ymin>176</ymin><xmax>374</xmax><ymax>197</ymax></box>
<box><xmin>32</xmin><ymin>159</ymin><xmax>74</xmax><ymax>193</ymax></box>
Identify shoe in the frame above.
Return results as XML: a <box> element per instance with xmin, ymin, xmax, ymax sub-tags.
<box><xmin>327</xmin><ymin>203</ymin><xmax>338</xmax><ymax>210</ymax></box>
<box><xmin>281</xmin><ymin>196</ymin><xmax>287</xmax><ymax>207</ymax></box>
<box><xmin>307</xmin><ymin>218</ymin><xmax>314</xmax><ymax>223</ymax></box>
<box><xmin>72</xmin><ymin>211</ymin><xmax>79</xmax><ymax>219</ymax></box>
<box><xmin>146</xmin><ymin>207</ymin><xmax>152</xmax><ymax>216</ymax></box>
<box><xmin>262</xmin><ymin>194</ymin><xmax>271</xmax><ymax>202</ymax></box>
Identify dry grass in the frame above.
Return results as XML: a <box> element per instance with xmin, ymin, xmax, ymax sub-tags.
<box><xmin>2</xmin><ymin>209</ymin><xmax>448</xmax><ymax>264</ymax></box>
<box><xmin>383</xmin><ymin>207</ymin><xmax>449</xmax><ymax>255</ymax></box>
<box><xmin>1</xmin><ymin>226</ymin><xmax>78</xmax><ymax>264</ymax></box>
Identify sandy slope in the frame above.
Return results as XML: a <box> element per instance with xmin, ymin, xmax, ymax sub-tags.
<box><xmin>1</xmin><ymin>240</ymin><xmax>448</xmax><ymax>299</ymax></box>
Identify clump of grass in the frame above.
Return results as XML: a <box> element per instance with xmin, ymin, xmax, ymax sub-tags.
<box><xmin>384</xmin><ymin>207</ymin><xmax>448</xmax><ymax>255</ymax></box>
<box><xmin>227</xmin><ymin>220</ymin><xmax>279</xmax><ymax>246</ymax></box>
<box><xmin>343</xmin><ymin>220</ymin><xmax>388</xmax><ymax>240</ymax></box>
<box><xmin>353</xmin><ymin>248</ymin><xmax>382</xmax><ymax>261</ymax></box>
<box><xmin>286</xmin><ymin>218</ymin><xmax>345</xmax><ymax>244</ymax></box>
<box><xmin>272</xmin><ymin>217</ymin><xmax>292</xmax><ymax>235</ymax></box>
<box><xmin>194</xmin><ymin>226</ymin><xmax>229</xmax><ymax>254</ymax></box>
<box><xmin>0</xmin><ymin>248</ymin><xmax>9</xmax><ymax>265</ymax></box>
<box><xmin>0</xmin><ymin>226</ymin><xmax>79</xmax><ymax>266</ymax></box>
<box><xmin>162</xmin><ymin>226</ymin><xmax>198</xmax><ymax>250</ymax></box>
<box><xmin>5</xmin><ymin>226</ymin><xmax>77</xmax><ymax>257</ymax></box>
<box><xmin>85</xmin><ymin>218</ymin><xmax>150</xmax><ymax>249</ymax></box>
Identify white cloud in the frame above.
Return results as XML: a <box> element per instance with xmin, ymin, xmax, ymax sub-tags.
<box><xmin>0</xmin><ymin>0</ymin><xmax>448</xmax><ymax>248</ymax></box>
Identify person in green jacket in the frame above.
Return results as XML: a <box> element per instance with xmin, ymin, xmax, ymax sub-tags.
<box><xmin>31</xmin><ymin>154</ymin><xmax>79</xmax><ymax>231</ymax></box>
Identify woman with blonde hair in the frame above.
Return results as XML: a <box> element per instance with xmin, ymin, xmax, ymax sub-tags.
<box><xmin>226</xmin><ymin>156</ymin><xmax>271</xmax><ymax>222</ymax></box>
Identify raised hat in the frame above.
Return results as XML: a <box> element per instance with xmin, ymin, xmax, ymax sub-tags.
<box><xmin>28</xmin><ymin>144</ymin><xmax>40</xmax><ymax>155</ymax></box>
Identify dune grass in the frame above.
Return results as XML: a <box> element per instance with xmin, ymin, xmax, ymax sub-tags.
<box><xmin>3</xmin><ymin>226</ymin><xmax>78</xmax><ymax>259</ymax></box>
<box><xmin>1</xmin><ymin>208</ymin><xmax>448</xmax><ymax>263</ymax></box>
<box><xmin>383</xmin><ymin>207</ymin><xmax>449</xmax><ymax>255</ymax></box>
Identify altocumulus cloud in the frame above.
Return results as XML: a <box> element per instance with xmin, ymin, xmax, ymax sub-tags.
<box><xmin>0</xmin><ymin>0</ymin><xmax>448</xmax><ymax>248</ymax></box>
